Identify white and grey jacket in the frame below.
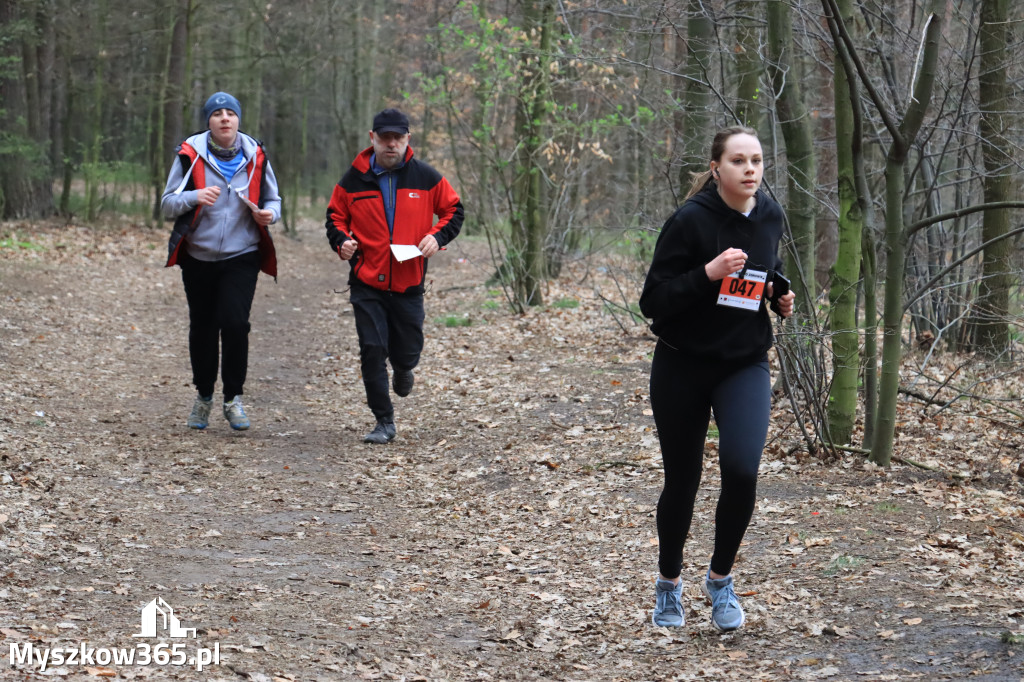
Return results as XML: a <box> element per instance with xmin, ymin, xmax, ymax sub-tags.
<box><xmin>160</xmin><ymin>130</ymin><xmax>282</xmax><ymax>263</ymax></box>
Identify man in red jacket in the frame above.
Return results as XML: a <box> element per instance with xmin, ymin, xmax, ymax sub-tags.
<box><xmin>325</xmin><ymin>108</ymin><xmax>464</xmax><ymax>443</ymax></box>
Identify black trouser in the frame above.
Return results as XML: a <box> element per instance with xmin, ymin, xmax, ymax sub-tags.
<box><xmin>349</xmin><ymin>283</ymin><xmax>425</xmax><ymax>422</ymax></box>
<box><xmin>180</xmin><ymin>250</ymin><xmax>260</xmax><ymax>401</ymax></box>
<box><xmin>650</xmin><ymin>340</ymin><xmax>771</xmax><ymax>579</ymax></box>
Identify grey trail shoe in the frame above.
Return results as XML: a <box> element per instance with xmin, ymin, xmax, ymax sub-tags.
<box><xmin>393</xmin><ymin>370</ymin><xmax>414</xmax><ymax>397</ymax></box>
<box><xmin>652</xmin><ymin>578</ymin><xmax>685</xmax><ymax>627</ymax></box>
<box><xmin>187</xmin><ymin>395</ymin><xmax>213</xmax><ymax>429</ymax></box>
<box><xmin>223</xmin><ymin>396</ymin><xmax>250</xmax><ymax>431</ymax></box>
<box><xmin>363</xmin><ymin>420</ymin><xmax>397</xmax><ymax>444</ymax></box>
<box><xmin>701</xmin><ymin>573</ymin><xmax>745</xmax><ymax>631</ymax></box>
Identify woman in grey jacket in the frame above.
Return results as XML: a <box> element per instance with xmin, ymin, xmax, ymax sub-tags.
<box><xmin>161</xmin><ymin>91</ymin><xmax>282</xmax><ymax>431</ymax></box>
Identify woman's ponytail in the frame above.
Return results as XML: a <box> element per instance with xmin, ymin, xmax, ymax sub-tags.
<box><xmin>684</xmin><ymin>170</ymin><xmax>715</xmax><ymax>201</ymax></box>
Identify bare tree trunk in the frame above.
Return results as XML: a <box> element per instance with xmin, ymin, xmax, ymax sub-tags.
<box><xmin>826</xmin><ymin>0</ymin><xmax>944</xmax><ymax>465</ymax></box>
<box><xmin>968</xmin><ymin>0</ymin><xmax>1011</xmax><ymax>355</ymax></box>
<box><xmin>734</xmin><ymin>0</ymin><xmax>763</xmax><ymax>130</ymax></box>
<box><xmin>767</xmin><ymin>0</ymin><xmax>817</xmax><ymax>313</ymax></box>
<box><xmin>331</xmin><ymin>0</ymin><xmax>372</xmax><ymax>163</ymax></box>
<box><xmin>282</xmin><ymin>71</ymin><xmax>310</xmax><ymax>238</ymax></box>
<box><xmin>38</xmin><ymin>0</ymin><xmax>56</xmax><ymax>173</ymax></box>
<box><xmin>150</xmin><ymin>0</ymin><xmax>190</xmax><ymax>224</ymax></box>
<box><xmin>165</xmin><ymin>0</ymin><xmax>189</xmax><ymax>152</ymax></box>
<box><xmin>0</xmin><ymin>0</ymin><xmax>54</xmax><ymax>219</ymax></box>
<box><xmin>872</xmin><ymin>5</ymin><xmax>944</xmax><ymax>466</ymax></box>
<box><xmin>825</xmin><ymin>0</ymin><xmax>864</xmax><ymax>446</ymax></box>
<box><xmin>243</xmin><ymin>16</ymin><xmax>263</xmax><ymax>136</ymax></box>
<box><xmin>511</xmin><ymin>0</ymin><xmax>555</xmax><ymax>307</ymax></box>
<box><xmin>57</xmin><ymin>31</ymin><xmax>73</xmax><ymax>216</ymax></box>
<box><xmin>860</xmin><ymin>226</ymin><xmax>879</xmax><ymax>447</ymax></box>
<box><xmin>84</xmin><ymin>0</ymin><xmax>107</xmax><ymax>222</ymax></box>
<box><xmin>21</xmin><ymin>12</ymin><xmax>41</xmax><ymax>140</ymax></box>
<box><xmin>678</xmin><ymin>0</ymin><xmax>712</xmax><ymax>190</ymax></box>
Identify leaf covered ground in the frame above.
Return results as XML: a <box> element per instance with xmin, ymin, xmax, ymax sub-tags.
<box><xmin>0</xmin><ymin>219</ymin><xmax>1022</xmax><ymax>681</ymax></box>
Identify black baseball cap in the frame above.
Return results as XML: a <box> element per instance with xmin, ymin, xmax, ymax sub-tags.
<box><xmin>372</xmin><ymin>108</ymin><xmax>410</xmax><ymax>134</ymax></box>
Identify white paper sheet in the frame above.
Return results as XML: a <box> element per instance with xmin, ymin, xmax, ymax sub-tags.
<box><xmin>390</xmin><ymin>244</ymin><xmax>423</xmax><ymax>262</ymax></box>
<box><xmin>233</xmin><ymin>186</ymin><xmax>260</xmax><ymax>212</ymax></box>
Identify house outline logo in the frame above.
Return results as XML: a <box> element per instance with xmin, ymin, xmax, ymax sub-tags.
<box><xmin>132</xmin><ymin>597</ymin><xmax>197</xmax><ymax>639</ymax></box>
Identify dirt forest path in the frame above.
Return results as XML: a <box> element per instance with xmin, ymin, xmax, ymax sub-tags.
<box><xmin>1</xmin><ymin>219</ymin><xmax>1022</xmax><ymax>681</ymax></box>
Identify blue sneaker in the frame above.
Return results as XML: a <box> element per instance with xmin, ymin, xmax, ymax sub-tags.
<box><xmin>652</xmin><ymin>578</ymin><xmax>684</xmax><ymax>627</ymax></box>
<box><xmin>187</xmin><ymin>395</ymin><xmax>212</xmax><ymax>429</ymax></box>
<box><xmin>701</xmin><ymin>573</ymin><xmax>745</xmax><ymax>631</ymax></box>
<box><xmin>223</xmin><ymin>396</ymin><xmax>250</xmax><ymax>430</ymax></box>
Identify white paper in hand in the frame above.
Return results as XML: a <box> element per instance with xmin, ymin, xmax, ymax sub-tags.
<box><xmin>233</xmin><ymin>186</ymin><xmax>260</xmax><ymax>212</ymax></box>
<box><xmin>390</xmin><ymin>244</ymin><xmax>423</xmax><ymax>262</ymax></box>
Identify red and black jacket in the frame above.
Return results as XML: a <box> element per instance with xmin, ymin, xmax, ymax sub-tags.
<box><xmin>325</xmin><ymin>146</ymin><xmax>463</xmax><ymax>294</ymax></box>
<box><xmin>165</xmin><ymin>140</ymin><xmax>278</xmax><ymax>278</ymax></box>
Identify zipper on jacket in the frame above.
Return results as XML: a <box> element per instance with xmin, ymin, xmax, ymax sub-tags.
<box><xmin>381</xmin><ymin>173</ymin><xmax>394</xmax><ymax>291</ymax></box>
<box><xmin>388</xmin><ymin>231</ymin><xmax>394</xmax><ymax>292</ymax></box>
<box><xmin>207</xmin><ymin>149</ymin><xmax>247</xmax><ymax>257</ymax></box>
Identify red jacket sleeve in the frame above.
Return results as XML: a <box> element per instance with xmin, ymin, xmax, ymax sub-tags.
<box><xmin>427</xmin><ymin>177</ymin><xmax>463</xmax><ymax>247</ymax></box>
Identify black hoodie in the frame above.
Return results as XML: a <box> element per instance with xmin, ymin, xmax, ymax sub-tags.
<box><xmin>639</xmin><ymin>185</ymin><xmax>785</xmax><ymax>364</ymax></box>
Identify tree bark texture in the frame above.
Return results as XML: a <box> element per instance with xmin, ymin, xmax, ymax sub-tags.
<box><xmin>767</xmin><ymin>0</ymin><xmax>817</xmax><ymax>314</ymax></box>
<box><xmin>969</xmin><ymin>0</ymin><xmax>1012</xmax><ymax>355</ymax></box>
<box><xmin>678</xmin><ymin>0</ymin><xmax>713</xmax><ymax>191</ymax></box>
<box><xmin>871</xmin><ymin>3</ymin><xmax>944</xmax><ymax>466</ymax></box>
<box><xmin>734</xmin><ymin>1</ymin><xmax>763</xmax><ymax>130</ymax></box>
<box><xmin>512</xmin><ymin>0</ymin><xmax>555</xmax><ymax>307</ymax></box>
<box><xmin>0</xmin><ymin>0</ymin><xmax>54</xmax><ymax>219</ymax></box>
<box><xmin>825</xmin><ymin>0</ymin><xmax>863</xmax><ymax>446</ymax></box>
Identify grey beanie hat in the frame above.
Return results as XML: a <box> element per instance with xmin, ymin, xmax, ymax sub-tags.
<box><xmin>202</xmin><ymin>92</ymin><xmax>242</xmax><ymax>126</ymax></box>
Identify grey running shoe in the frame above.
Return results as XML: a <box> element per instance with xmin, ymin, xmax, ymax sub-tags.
<box><xmin>701</xmin><ymin>573</ymin><xmax>745</xmax><ymax>631</ymax></box>
<box><xmin>393</xmin><ymin>370</ymin><xmax>414</xmax><ymax>397</ymax></box>
<box><xmin>187</xmin><ymin>395</ymin><xmax>213</xmax><ymax>429</ymax></box>
<box><xmin>363</xmin><ymin>420</ymin><xmax>396</xmax><ymax>444</ymax></box>
<box><xmin>652</xmin><ymin>578</ymin><xmax>684</xmax><ymax>627</ymax></box>
<box><xmin>223</xmin><ymin>396</ymin><xmax>250</xmax><ymax>431</ymax></box>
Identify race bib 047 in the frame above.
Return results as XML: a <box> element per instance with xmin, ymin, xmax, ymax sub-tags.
<box><xmin>717</xmin><ymin>268</ymin><xmax>766</xmax><ymax>312</ymax></box>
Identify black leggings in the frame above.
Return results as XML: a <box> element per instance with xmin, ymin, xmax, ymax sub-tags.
<box><xmin>180</xmin><ymin>250</ymin><xmax>261</xmax><ymax>400</ymax></box>
<box><xmin>650</xmin><ymin>340</ymin><xmax>770</xmax><ymax>579</ymax></box>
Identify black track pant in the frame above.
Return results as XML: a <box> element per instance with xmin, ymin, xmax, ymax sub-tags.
<box><xmin>180</xmin><ymin>250</ymin><xmax>260</xmax><ymax>401</ymax></box>
<box><xmin>350</xmin><ymin>283</ymin><xmax>425</xmax><ymax>422</ymax></box>
<box><xmin>650</xmin><ymin>340</ymin><xmax>771</xmax><ymax>579</ymax></box>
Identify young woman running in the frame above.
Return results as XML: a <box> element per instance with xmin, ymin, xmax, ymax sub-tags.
<box><xmin>640</xmin><ymin>127</ymin><xmax>795</xmax><ymax>630</ymax></box>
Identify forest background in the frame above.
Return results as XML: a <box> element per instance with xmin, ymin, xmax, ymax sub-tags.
<box><xmin>3</xmin><ymin>0</ymin><xmax>1024</xmax><ymax>463</ymax></box>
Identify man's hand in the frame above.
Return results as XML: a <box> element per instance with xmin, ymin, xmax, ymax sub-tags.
<box><xmin>196</xmin><ymin>187</ymin><xmax>221</xmax><ymax>206</ymax></box>
<box><xmin>705</xmin><ymin>248</ymin><xmax>747</xmax><ymax>281</ymax></box>
<box><xmin>418</xmin><ymin>234</ymin><xmax>440</xmax><ymax>258</ymax></box>
<box><xmin>251</xmin><ymin>209</ymin><xmax>273</xmax><ymax>227</ymax></box>
<box><xmin>339</xmin><ymin>239</ymin><xmax>359</xmax><ymax>260</ymax></box>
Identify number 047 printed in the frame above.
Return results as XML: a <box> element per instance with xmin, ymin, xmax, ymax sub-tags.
<box><xmin>716</xmin><ymin>268</ymin><xmax>767</xmax><ymax>312</ymax></box>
